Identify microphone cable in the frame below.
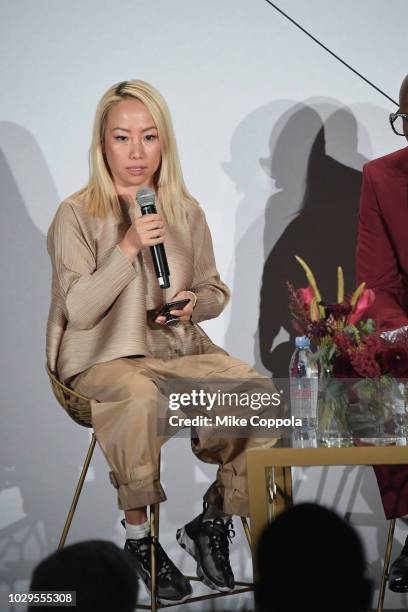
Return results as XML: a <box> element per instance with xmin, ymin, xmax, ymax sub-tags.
<box><xmin>263</xmin><ymin>0</ymin><xmax>399</xmax><ymax>107</ymax></box>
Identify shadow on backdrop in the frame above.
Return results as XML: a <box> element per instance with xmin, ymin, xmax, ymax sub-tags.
<box><xmin>258</xmin><ymin>103</ymin><xmax>365</xmax><ymax>385</ymax></box>
<box><xmin>223</xmin><ymin>100</ymin><xmax>366</xmax><ymax>382</ymax></box>
<box><xmin>0</xmin><ymin>123</ymin><xmax>119</xmax><ymax>597</ymax></box>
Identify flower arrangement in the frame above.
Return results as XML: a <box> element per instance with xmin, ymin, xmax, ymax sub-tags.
<box><xmin>287</xmin><ymin>257</ymin><xmax>408</xmax><ymax>442</ymax></box>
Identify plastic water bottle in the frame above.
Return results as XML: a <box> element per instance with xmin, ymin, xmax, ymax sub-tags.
<box><xmin>289</xmin><ymin>336</ymin><xmax>318</xmax><ymax>446</ymax></box>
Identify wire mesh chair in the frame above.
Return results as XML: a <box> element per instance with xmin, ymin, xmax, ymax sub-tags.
<box><xmin>46</xmin><ymin>364</ymin><xmax>96</xmax><ymax>548</ymax></box>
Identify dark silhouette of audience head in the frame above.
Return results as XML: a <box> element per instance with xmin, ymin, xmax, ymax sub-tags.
<box><xmin>256</xmin><ymin>502</ymin><xmax>372</xmax><ymax>612</ymax></box>
<box><xmin>29</xmin><ymin>540</ymin><xmax>138</xmax><ymax>611</ymax></box>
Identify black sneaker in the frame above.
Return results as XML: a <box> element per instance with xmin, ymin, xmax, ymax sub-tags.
<box><xmin>176</xmin><ymin>513</ymin><xmax>235</xmax><ymax>592</ymax></box>
<box><xmin>122</xmin><ymin>521</ymin><xmax>192</xmax><ymax>604</ymax></box>
<box><xmin>389</xmin><ymin>541</ymin><xmax>408</xmax><ymax>593</ymax></box>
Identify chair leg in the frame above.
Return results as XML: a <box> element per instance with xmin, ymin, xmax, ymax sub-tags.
<box><xmin>241</xmin><ymin>516</ymin><xmax>252</xmax><ymax>550</ymax></box>
<box><xmin>58</xmin><ymin>433</ymin><xmax>97</xmax><ymax>549</ymax></box>
<box><xmin>377</xmin><ymin>518</ymin><xmax>396</xmax><ymax>612</ymax></box>
<box><xmin>149</xmin><ymin>502</ymin><xmax>160</xmax><ymax>612</ymax></box>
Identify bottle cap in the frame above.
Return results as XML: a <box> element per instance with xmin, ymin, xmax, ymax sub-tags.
<box><xmin>295</xmin><ymin>335</ymin><xmax>310</xmax><ymax>348</ymax></box>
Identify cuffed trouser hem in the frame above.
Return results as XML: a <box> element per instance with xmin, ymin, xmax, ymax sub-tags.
<box><xmin>109</xmin><ymin>470</ymin><xmax>167</xmax><ymax>511</ymax></box>
<box><xmin>203</xmin><ymin>473</ymin><xmax>250</xmax><ymax>517</ymax></box>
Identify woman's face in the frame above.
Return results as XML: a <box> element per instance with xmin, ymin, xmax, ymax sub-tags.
<box><xmin>104</xmin><ymin>98</ymin><xmax>162</xmax><ymax>197</ymax></box>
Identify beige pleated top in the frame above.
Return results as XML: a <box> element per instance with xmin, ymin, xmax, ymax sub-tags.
<box><xmin>46</xmin><ymin>190</ymin><xmax>230</xmax><ymax>383</ymax></box>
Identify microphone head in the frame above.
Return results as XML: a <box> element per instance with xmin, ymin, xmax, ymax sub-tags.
<box><xmin>136</xmin><ymin>187</ymin><xmax>156</xmax><ymax>209</ymax></box>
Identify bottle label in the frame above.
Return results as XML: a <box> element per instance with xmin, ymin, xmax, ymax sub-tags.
<box><xmin>291</xmin><ymin>386</ymin><xmax>313</xmax><ymax>401</ymax></box>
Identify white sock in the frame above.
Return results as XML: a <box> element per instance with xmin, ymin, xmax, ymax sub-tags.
<box><xmin>126</xmin><ymin>519</ymin><xmax>150</xmax><ymax>540</ymax></box>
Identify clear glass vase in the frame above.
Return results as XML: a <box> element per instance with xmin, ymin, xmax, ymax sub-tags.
<box><xmin>351</xmin><ymin>378</ymin><xmax>407</xmax><ymax>446</ymax></box>
<box><xmin>317</xmin><ymin>374</ymin><xmax>353</xmax><ymax>447</ymax></box>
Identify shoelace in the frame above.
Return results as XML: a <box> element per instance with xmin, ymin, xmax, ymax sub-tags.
<box><xmin>130</xmin><ymin>537</ymin><xmax>175</xmax><ymax>582</ymax></box>
<box><xmin>205</xmin><ymin>518</ymin><xmax>235</xmax><ymax>570</ymax></box>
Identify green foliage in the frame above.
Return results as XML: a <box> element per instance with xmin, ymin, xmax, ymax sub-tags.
<box><xmin>359</xmin><ymin>318</ymin><xmax>376</xmax><ymax>334</ymax></box>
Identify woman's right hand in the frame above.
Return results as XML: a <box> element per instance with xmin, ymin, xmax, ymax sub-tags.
<box><xmin>119</xmin><ymin>213</ymin><xmax>165</xmax><ymax>260</ymax></box>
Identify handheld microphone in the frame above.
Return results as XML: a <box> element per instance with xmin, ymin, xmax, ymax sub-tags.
<box><xmin>136</xmin><ymin>187</ymin><xmax>170</xmax><ymax>289</ymax></box>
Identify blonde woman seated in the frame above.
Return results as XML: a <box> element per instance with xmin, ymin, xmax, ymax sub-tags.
<box><xmin>46</xmin><ymin>80</ymin><xmax>279</xmax><ymax>604</ymax></box>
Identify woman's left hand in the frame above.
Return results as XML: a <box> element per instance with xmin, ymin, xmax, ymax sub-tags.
<box><xmin>155</xmin><ymin>290</ymin><xmax>195</xmax><ymax>325</ymax></box>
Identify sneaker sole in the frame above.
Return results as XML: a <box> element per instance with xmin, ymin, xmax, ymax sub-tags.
<box><xmin>176</xmin><ymin>527</ymin><xmax>233</xmax><ymax>593</ymax></box>
<box><xmin>138</xmin><ymin>576</ymin><xmax>192</xmax><ymax>606</ymax></box>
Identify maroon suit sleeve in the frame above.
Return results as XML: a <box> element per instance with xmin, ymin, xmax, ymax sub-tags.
<box><xmin>373</xmin><ymin>464</ymin><xmax>408</xmax><ymax>520</ymax></box>
<box><xmin>357</xmin><ymin>161</ymin><xmax>408</xmax><ymax>519</ymax></box>
<box><xmin>356</xmin><ymin>163</ymin><xmax>408</xmax><ymax>331</ymax></box>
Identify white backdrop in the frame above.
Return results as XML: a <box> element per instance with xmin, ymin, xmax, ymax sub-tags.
<box><xmin>1</xmin><ymin>0</ymin><xmax>407</xmax><ymax>609</ymax></box>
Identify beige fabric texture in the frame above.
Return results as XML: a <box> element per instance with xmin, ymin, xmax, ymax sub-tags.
<box><xmin>70</xmin><ymin>353</ymin><xmax>278</xmax><ymax>515</ymax></box>
<box><xmin>46</xmin><ymin>191</ymin><xmax>230</xmax><ymax>383</ymax></box>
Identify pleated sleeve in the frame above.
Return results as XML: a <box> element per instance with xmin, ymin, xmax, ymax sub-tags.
<box><xmin>189</xmin><ymin>206</ymin><xmax>230</xmax><ymax>323</ymax></box>
<box><xmin>47</xmin><ymin>202</ymin><xmax>137</xmax><ymax>330</ymax></box>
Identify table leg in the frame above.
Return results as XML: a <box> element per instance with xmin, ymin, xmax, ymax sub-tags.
<box><xmin>272</xmin><ymin>466</ymin><xmax>293</xmax><ymax>519</ymax></box>
<box><xmin>247</xmin><ymin>452</ymin><xmax>270</xmax><ymax>580</ymax></box>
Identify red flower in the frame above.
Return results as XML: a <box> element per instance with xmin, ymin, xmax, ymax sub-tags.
<box><xmin>365</xmin><ymin>334</ymin><xmax>382</xmax><ymax>353</ymax></box>
<box><xmin>333</xmin><ymin>332</ymin><xmax>354</xmax><ymax>354</ymax></box>
<box><xmin>324</xmin><ymin>303</ymin><xmax>352</xmax><ymax>319</ymax></box>
<box><xmin>307</xmin><ymin>321</ymin><xmax>328</xmax><ymax>338</ymax></box>
<box><xmin>350</xmin><ymin>350</ymin><xmax>381</xmax><ymax>378</ymax></box>
<box><xmin>349</xmin><ymin>289</ymin><xmax>375</xmax><ymax>325</ymax></box>
<box><xmin>378</xmin><ymin>346</ymin><xmax>408</xmax><ymax>378</ymax></box>
<box><xmin>298</xmin><ymin>286</ymin><xmax>314</xmax><ymax>307</ymax></box>
<box><xmin>292</xmin><ymin>320</ymin><xmax>307</xmax><ymax>335</ymax></box>
<box><xmin>332</xmin><ymin>354</ymin><xmax>355</xmax><ymax>378</ymax></box>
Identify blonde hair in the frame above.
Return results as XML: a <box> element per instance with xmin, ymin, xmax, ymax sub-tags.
<box><xmin>84</xmin><ymin>80</ymin><xmax>198</xmax><ymax>224</ymax></box>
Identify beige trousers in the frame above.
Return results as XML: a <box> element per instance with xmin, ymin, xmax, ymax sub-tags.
<box><xmin>71</xmin><ymin>353</ymin><xmax>278</xmax><ymax>516</ymax></box>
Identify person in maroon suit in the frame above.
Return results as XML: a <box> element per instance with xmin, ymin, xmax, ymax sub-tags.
<box><xmin>356</xmin><ymin>74</ymin><xmax>408</xmax><ymax>592</ymax></box>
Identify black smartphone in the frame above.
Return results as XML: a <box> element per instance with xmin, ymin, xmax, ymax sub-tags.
<box><xmin>157</xmin><ymin>298</ymin><xmax>191</xmax><ymax>318</ymax></box>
